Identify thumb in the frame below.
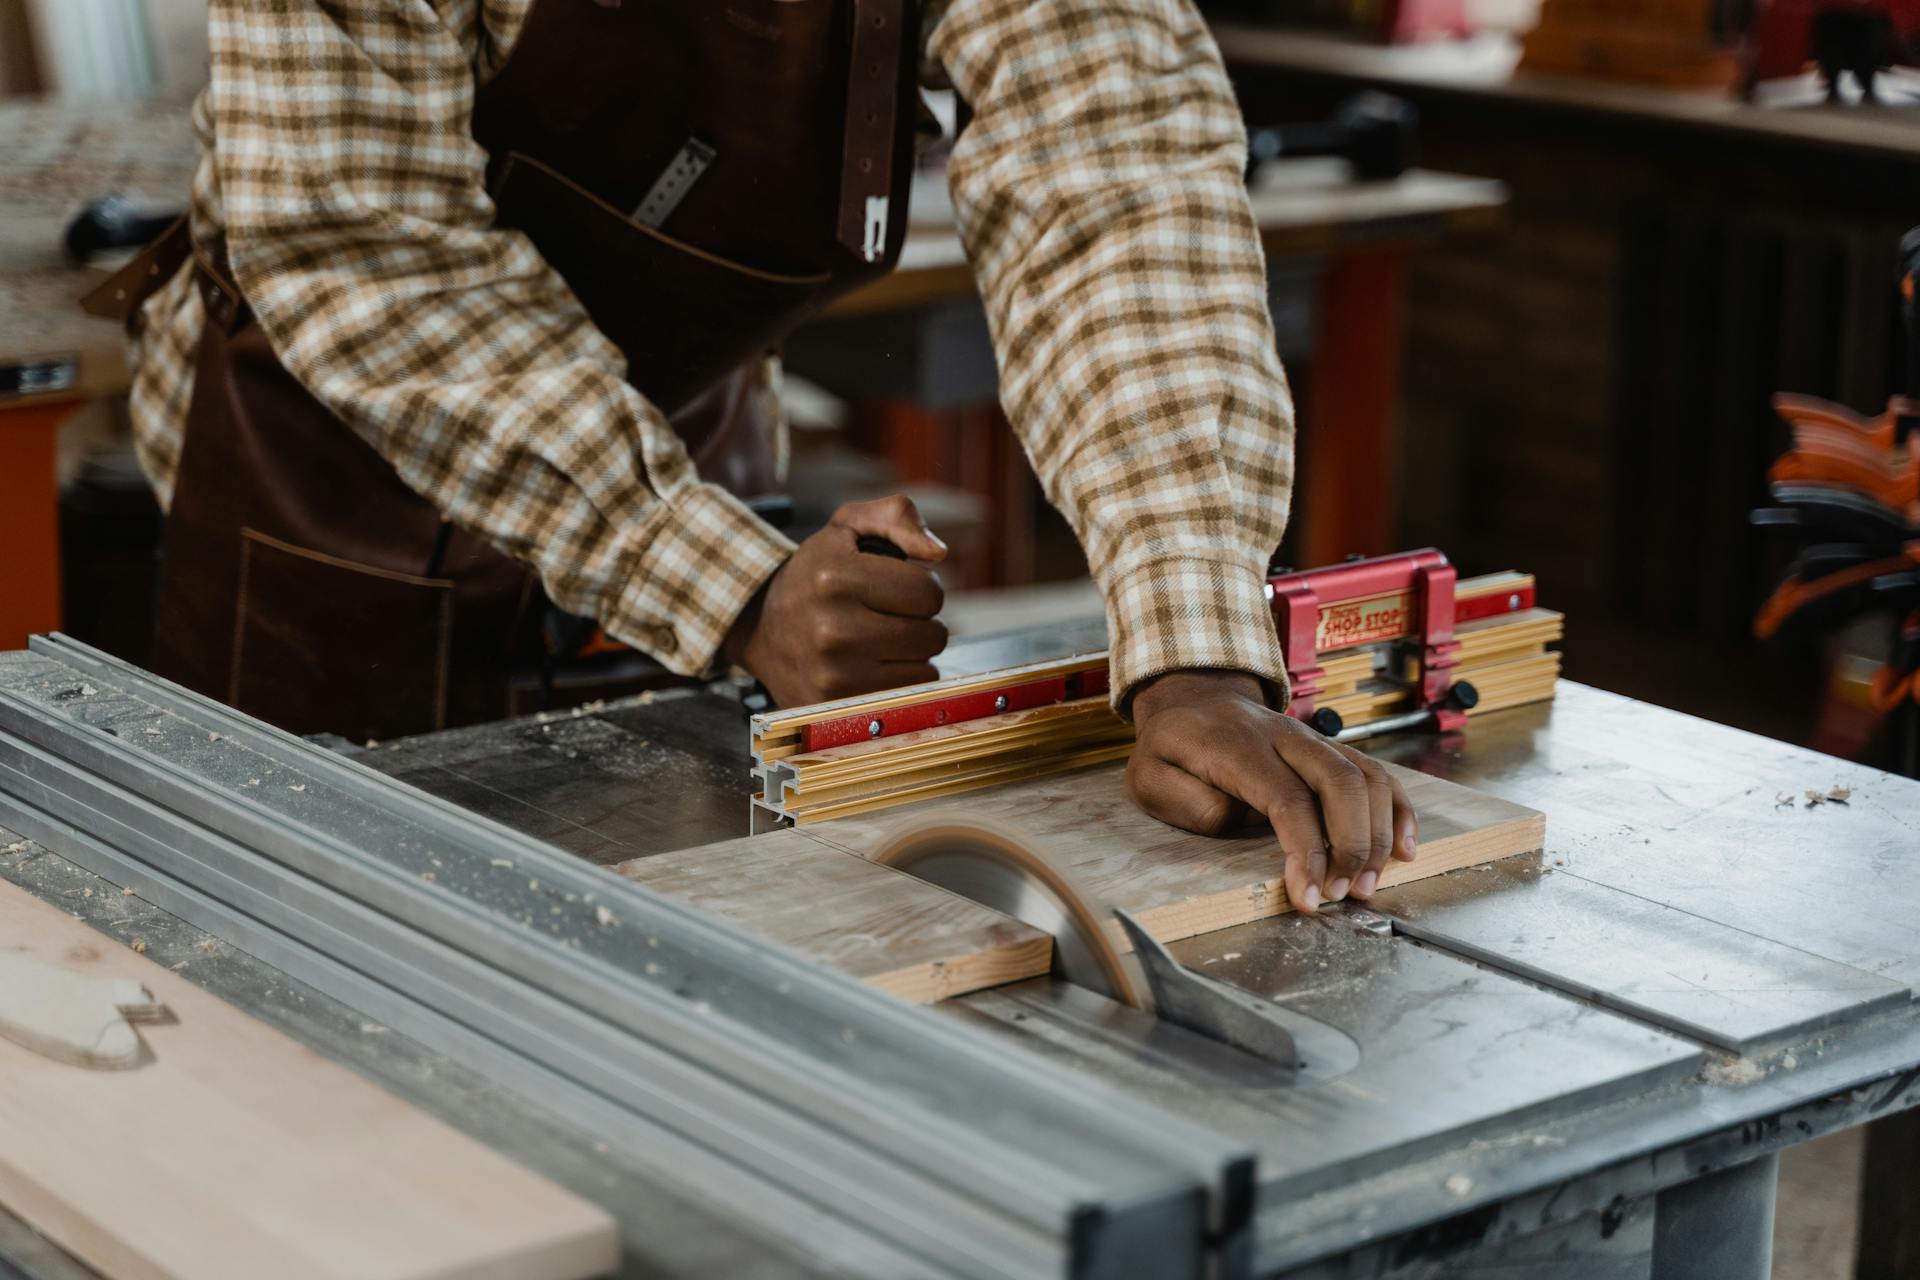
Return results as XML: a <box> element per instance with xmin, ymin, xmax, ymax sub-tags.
<box><xmin>829</xmin><ymin>494</ymin><xmax>948</xmax><ymax>563</ymax></box>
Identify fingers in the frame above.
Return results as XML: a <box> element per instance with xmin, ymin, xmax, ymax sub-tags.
<box><xmin>815</xmin><ymin>611</ymin><xmax>948</xmax><ymax>664</ymax></box>
<box><xmin>1341</xmin><ymin>747</ymin><xmax>1397</xmax><ymax>900</ymax></box>
<box><xmin>1391</xmin><ymin>779</ymin><xmax>1419</xmax><ymax>863</ymax></box>
<box><xmin>809</xmin><ymin>529</ymin><xmax>944</xmax><ymax>618</ymax></box>
<box><xmin>1283</xmin><ymin>839</ymin><xmax>1331</xmax><ymax>916</ymax></box>
<box><xmin>1270</xmin><ymin>725</ymin><xmax>1372</xmax><ymax>900</ymax></box>
<box><xmin>796</xmin><ymin>654</ymin><xmax>941</xmax><ymax>705</ymax></box>
<box><xmin>854</xmin><ymin>555</ymin><xmax>944</xmax><ymax>619</ymax></box>
<box><xmin>830</xmin><ymin>494</ymin><xmax>949</xmax><ymax>564</ymax></box>
<box><xmin>1125</xmin><ymin>678</ymin><xmax>1423</xmax><ymax>911</ymax></box>
<box><xmin>1166</xmin><ymin>723</ymin><xmax>1336</xmax><ymax>913</ymax></box>
<box><xmin>1126</xmin><ymin>753</ymin><xmax>1250</xmax><ymax>836</ymax></box>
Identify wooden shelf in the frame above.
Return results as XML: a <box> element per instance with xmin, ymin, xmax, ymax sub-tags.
<box><xmin>1212</xmin><ymin>23</ymin><xmax>1920</xmax><ymax>163</ymax></box>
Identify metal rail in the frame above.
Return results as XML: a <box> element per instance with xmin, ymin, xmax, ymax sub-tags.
<box><xmin>0</xmin><ymin>636</ymin><xmax>1254</xmax><ymax>1280</ymax></box>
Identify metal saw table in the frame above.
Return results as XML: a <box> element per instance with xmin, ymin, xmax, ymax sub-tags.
<box><xmin>3</xmin><ymin>621</ymin><xmax>1918</xmax><ymax>1279</ymax></box>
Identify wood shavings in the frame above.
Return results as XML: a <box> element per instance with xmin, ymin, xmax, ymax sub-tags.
<box><xmin>1803</xmin><ymin>785</ymin><xmax>1852</xmax><ymax>808</ymax></box>
<box><xmin>1</xmin><ymin>841</ymin><xmax>26</xmax><ymax>856</ymax></box>
<box><xmin>197</xmin><ymin>940</ymin><xmax>218</xmax><ymax>955</ymax></box>
<box><xmin>419</xmin><ymin>871</ymin><xmax>436</xmax><ymax>883</ymax></box>
<box><xmin>288</xmin><ymin>784</ymin><xmax>306</xmax><ymax>793</ymax></box>
<box><xmin>121</xmin><ymin>887</ymin><xmax>135</xmax><ymax>897</ymax></box>
<box><xmin>489</xmin><ymin>858</ymin><xmax>514</xmax><ymax>868</ymax></box>
<box><xmin>129</xmin><ymin>939</ymin><xmax>147</xmax><ymax>954</ymax></box>
<box><xmin>143</xmin><ymin>726</ymin><xmax>162</xmax><ymax>737</ymax></box>
<box><xmin>207</xmin><ymin>732</ymin><xmax>222</xmax><ymax>742</ymax></box>
<box><xmin>595</xmin><ymin>906</ymin><xmax>618</xmax><ymax>928</ymax></box>
<box><xmin>1702</xmin><ymin>1054</ymin><xmax>1765</xmax><ymax>1086</ymax></box>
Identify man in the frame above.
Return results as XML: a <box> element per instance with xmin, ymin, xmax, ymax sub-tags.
<box><xmin>113</xmin><ymin>0</ymin><xmax>1416</xmax><ymax>912</ymax></box>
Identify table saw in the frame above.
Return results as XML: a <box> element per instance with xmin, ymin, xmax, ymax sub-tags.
<box><xmin>1</xmin><ymin>617</ymin><xmax>1917</xmax><ymax>1280</ymax></box>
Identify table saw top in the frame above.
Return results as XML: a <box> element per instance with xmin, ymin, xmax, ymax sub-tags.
<box><xmin>3</xmin><ymin>619</ymin><xmax>1917</xmax><ymax>1278</ymax></box>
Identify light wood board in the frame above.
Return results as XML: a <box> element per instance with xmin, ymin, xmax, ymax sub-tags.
<box><xmin>0</xmin><ymin>953</ymin><xmax>164</xmax><ymax>1069</ymax></box>
<box><xmin>0</xmin><ymin>879</ymin><xmax>619</xmax><ymax>1280</ymax></box>
<box><xmin>800</xmin><ymin>760</ymin><xmax>1546</xmax><ymax>950</ymax></box>
<box><xmin>613</xmin><ymin>827</ymin><xmax>1051</xmax><ymax>1003</ymax></box>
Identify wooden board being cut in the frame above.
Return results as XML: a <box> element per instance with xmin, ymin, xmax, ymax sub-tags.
<box><xmin>0</xmin><ymin>879</ymin><xmax>619</xmax><ymax>1280</ymax></box>
<box><xmin>612</xmin><ymin>827</ymin><xmax>1051</xmax><ymax>1003</ymax></box>
<box><xmin>801</xmin><ymin>760</ymin><xmax>1546</xmax><ymax>950</ymax></box>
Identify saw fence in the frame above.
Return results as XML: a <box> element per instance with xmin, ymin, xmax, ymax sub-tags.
<box><xmin>752</xmin><ymin>568</ymin><xmax>1563</xmax><ymax>827</ymax></box>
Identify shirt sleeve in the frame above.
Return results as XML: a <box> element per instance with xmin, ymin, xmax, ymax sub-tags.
<box><xmin>923</xmin><ymin>0</ymin><xmax>1296</xmax><ymax>710</ymax></box>
<box><xmin>206</xmin><ymin>1</ymin><xmax>792</xmax><ymax>676</ymax></box>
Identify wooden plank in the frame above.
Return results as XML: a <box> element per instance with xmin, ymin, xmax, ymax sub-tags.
<box><xmin>0</xmin><ymin>879</ymin><xmax>619</xmax><ymax>1280</ymax></box>
<box><xmin>802</xmin><ymin>760</ymin><xmax>1546</xmax><ymax>950</ymax></box>
<box><xmin>611</xmin><ymin>828</ymin><xmax>1052</xmax><ymax>1004</ymax></box>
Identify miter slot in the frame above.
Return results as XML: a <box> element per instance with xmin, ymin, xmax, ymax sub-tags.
<box><xmin>1377</xmin><ymin>857</ymin><xmax>1910</xmax><ymax>1051</ymax></box>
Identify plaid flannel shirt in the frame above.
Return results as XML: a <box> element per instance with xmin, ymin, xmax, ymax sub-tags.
<box><xmin>129</xmin><ymin>0</ymin><xmax>1296</xmax><ymax>708</ymax></box>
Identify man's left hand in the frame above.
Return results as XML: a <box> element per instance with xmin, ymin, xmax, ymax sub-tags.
<box><xmin>1127</xmin><ymin>669</ymin><xmax>1418</xmax><ymax>912</ymax></box>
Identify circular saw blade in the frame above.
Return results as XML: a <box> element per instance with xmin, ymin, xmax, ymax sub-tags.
<box><xmin>872</xmin><ymin>822</ymin><xmax>1143</xmax><ymax>1009</ymax></box>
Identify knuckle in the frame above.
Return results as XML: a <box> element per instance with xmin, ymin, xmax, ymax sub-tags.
<box><xmin>1193</xmin><ymin>794</ymin><xmax>1238</xmax><ymax>836</ymax></box>
<box><xmin>820</xmin><ymin>665</ymin><xmax>865</xmax><ymax>699</ymax></box>
<box><xmin>1327</xmin><ymin>758</ymin><xmax>1369</xmax><ymax>799</ymax></box>
<box><xmin>813</xmin><ymin>615</ymin><xmax>853</xmax><ymax>653</ymax></box>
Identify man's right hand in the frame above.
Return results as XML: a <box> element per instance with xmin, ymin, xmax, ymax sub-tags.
<box><xmin>724</xmin><ymin>495</ymin><xmax>948</xmax><ymax>708</ymax></box>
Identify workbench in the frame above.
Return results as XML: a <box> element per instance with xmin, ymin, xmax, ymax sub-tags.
<box><xmin>3</xmin><ymin>616</ymin><xmax>1917</xmax><ymax>1279</ymax></box>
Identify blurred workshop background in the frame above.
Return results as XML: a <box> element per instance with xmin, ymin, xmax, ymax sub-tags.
<box><xmin>1</xmin><ymin>3</ymin><xmax>1916</xmax><ymax>1272</ymax></box>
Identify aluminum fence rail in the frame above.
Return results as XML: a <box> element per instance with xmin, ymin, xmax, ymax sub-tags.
<box><xmin>0</xmin><ymin>635</ymin><xmax>1255</xmax><ymax>1280</ymax></box>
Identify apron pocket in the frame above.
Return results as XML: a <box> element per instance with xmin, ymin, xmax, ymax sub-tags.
<box><xmin>491</xmin><ymin>151</ymin><xmax>829</xmax><ymax>413</ymax></box>
<box><xmin>230</xmin><ymin>528</ymin><xmax>455</xmax><ymax>742</ymax></box>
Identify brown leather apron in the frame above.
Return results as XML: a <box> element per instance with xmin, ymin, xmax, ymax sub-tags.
<box><xmin>88</xmin><ymin>0</ymin><xmax>920</xmax><ymax>744</ymax></box>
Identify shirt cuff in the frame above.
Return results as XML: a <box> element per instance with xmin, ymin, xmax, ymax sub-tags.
<box><xmin>604</xmin><ymin>483</ymin><xmax>794</xmax><ymax>678</ymax></box>
<box><xmin>1104</xmin><ymin>555</ymin><xmax>1291</xmax><ymax>717</ymax></box>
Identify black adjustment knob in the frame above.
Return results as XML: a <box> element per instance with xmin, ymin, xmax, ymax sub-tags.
<box><xmin>1308</xmin><ymin>707</ymin><xmax>1345</xmax><ymax>736</ymax></box>
<box><xmin>1445</xmin><ymin>681</ymin><xmax>1480</xmax><ymax>711</ymax></box>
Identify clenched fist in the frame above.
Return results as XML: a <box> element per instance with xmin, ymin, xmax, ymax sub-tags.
<box><xmin>1128</xmin><ymin>669</ymin><xmax>1419</xmax><ymax>910</ymax></box>
<box><xmin>724</xmin><ymin>495</ymin><xmax>948</xmax><ymax>708</ymax></box>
